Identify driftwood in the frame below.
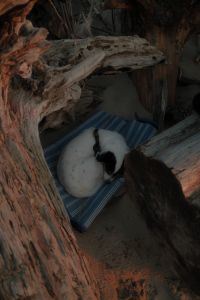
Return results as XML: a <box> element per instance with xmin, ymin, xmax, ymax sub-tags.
<box><xmin>18</xmin><ymin>35</ymin><xmax>165</xmax><ymax>130</ymax></box>
<box><xmin>125</xmin><ymin>113</ymin><xmax>200</xmax><ymax>295</ymax></box>
<box><xmin>140</xmin><ymin>114</ymin><xmax>200</xmax><ymax>200</ymax></box>
<box><xmin>42</xmin><ymin>35</ymin><xmax>165</xmax><ymax>88</ymax></box>
<box><xmin>126</xmin><ymin>0</ymin><xmax>200</xmax><ymax>125</ymax></box>
<box><xmin>0</xmin><ymin>1</ymin><xmax>166</xmax><ymax>299</ymax></box>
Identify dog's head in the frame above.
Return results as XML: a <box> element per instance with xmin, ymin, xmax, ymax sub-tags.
<box><xmin>96</xmin><ymin>151</ymin><xmax>116</xmax><ymax>180</ymax></box>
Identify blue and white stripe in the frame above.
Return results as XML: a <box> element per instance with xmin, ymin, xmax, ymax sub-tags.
<box><xmin>44</xmin><ymin>111</ymin><xmax>157</xmax><ymax>232</ymax></box>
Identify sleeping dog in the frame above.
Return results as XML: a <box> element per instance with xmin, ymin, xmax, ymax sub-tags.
<box><xmin>57</xmin><ymin>128</ymin><xmax>129</xmax><ymax>198</ymax></box>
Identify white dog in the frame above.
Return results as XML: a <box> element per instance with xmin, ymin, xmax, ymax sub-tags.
<box><xmin>57</xmin><ymin>128</ymin><xmax>129</xmax><ymax>198</ymax></box>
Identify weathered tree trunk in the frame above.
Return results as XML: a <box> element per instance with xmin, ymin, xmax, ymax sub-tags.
<box><xmin>0</xmin><ymin>1</ymin><xmax>165</xmax><ymax>299</ymax></box>
<box><xmin>132</xmin><ymin>22</ymin><xmax>189</xmax><ymax>104</ymax></box>
<box><xmin>0</xmin><ymin>3</ymin><xmax>99</xmax><ymax>300</ymax></box>
<box><xmin>125</xmin><ymin>113</ymin><xmax>200</xmax><ymax>295</ymax></box>
<box><xmin>128</xmin><ymin>0</ymin><xmax>200</xmax><ymax>125</ymax></box>
<box><xmin>0</xmin><ymin>106</ymin><xmax>99</xmax><ymax>300</ymax></box>
<box><xmin>134</xmin><ymin>0</ymin><xmax>200</xmax><ymax>126</ymax></box>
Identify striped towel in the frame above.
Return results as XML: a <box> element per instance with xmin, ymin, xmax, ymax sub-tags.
<box><xmin>44</xmin><ymin>111</ymin><xmax>157</xmax><ymax>232</ymax></box>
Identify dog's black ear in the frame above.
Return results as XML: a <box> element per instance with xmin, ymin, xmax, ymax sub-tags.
<box><xmin>96</xmin><ymin>151</ymin><xmax>116</xmax><ymax>175</ymax></box>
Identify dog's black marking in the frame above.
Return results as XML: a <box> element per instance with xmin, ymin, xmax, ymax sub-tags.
<box><xmin>93</xmin><ymin>128</ymin><xmax>125</xmax><ymax>179</ymax></box>
<box><xmin>93</xmin><ymin>128</ymin><xmax>101</xmax><ymax>156</ymax></box>
<box><xmin>96</xmin><ymin>151</ymin><xmax>116</xmax><ymax>175</ymax></box>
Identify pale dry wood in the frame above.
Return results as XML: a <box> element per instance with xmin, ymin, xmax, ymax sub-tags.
<box><xmin>13</xmin><ymin>35</ymin><xmax>165</xmax><ymax>129</ymax></box>
<box><xmin>42</xmin><ymin>36</ymin><xmax>165</xmax><ymax>93</ymax></box>
<box><xmin>139</xmin><ymin>113</ymin><xmax>200</xmax><ymax>199</ymax></box>
<box><xmin>8</xmin><ymin>34</ymin><xmax>165</xmax><ymax>126</ymax></box>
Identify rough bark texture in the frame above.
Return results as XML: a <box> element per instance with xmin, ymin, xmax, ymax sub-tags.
<box><xmin>140</xmin><ymin>113</ymin><xmax>200</xmax><ymax>199</ymax></box>
<box><xmin>23</xmin><ymin>35</ymin><xmax>165</xmax><ymax>130</ymax></box>
<box><xmin>128</xmin><ymin>0</ymin><xmax>200</xmax><ymax>125</ymax></box>
<box><xmin>125</xmin><ymin>113</ymin><xmax>200</xmax><ymax>296</ymax></box>
<box><xmin>0</xmin><ymin>2</ymin><xmax>98</xmax><ymax>299</ymax></box>
<box><xmin>0</xmin><ymin>1</ymin><xmax>166</xmax><ymax>299</ymax></box>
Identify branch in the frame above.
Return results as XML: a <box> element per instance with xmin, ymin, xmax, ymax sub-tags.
<box><xmin>8</xmin><ymin>34</ymin><xmax>165</xmax><ymax>126</ymax></box>
<box><xmin>8</xmin><ymin>33</ymin><xmax>165</xmax><ymax>120</ymax></box>
<box><xmin>2</xmin><ymin>4</ymin><xmax>165</xmax><ymax>126</ymax></box>
<box><xmin>35</xmin><ymin>35</ymin><xmax>165</xmax><ymax>118</ymax></box>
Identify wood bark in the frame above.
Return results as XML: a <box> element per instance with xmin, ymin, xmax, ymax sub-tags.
<box><xmin>0</xmin><ymin>1</ymin><xmax>166</xmax><ymax>299</ymax></box>
<box><xmin>26</xmin><ymin>35</ymin><xmax>165</xmax><ymax>130</ymax></box>
<box><xmin>125</xmin><ymin>113</ymin><xmax>200</xmax><ymax>295</ymax></box>
<box><xmin>0</xmin><ymin>2</ymin><xmax>99</xmax><ymax>300</ymax></box>
<box><xmin>128</xmin><ymin>0</ymin><xmax>200</xmax><ymax>126</ymax></box>
<box><xmin>140</xmin><ymin>113</ymin><xmax>200</xmax><ymax>199</ymax></box>
<box><xmin>132</xmin><ymin>24</ymin><xmax>189</xmax><ymax>125</ymax></box>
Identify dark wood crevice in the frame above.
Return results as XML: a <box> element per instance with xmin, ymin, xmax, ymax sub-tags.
<box><xmin>125</xmin><ymin>149</ymin><xmax>200</xmax><ymax>294</ymax></box>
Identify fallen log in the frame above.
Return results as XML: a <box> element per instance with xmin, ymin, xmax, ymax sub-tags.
<box><xmin>140</xmin><ymin>113</ymin><xmax>200</xmax><ymax>199</ymax></box>
<box><xmin>125</xmin><ymin>113</ymin><xmax>200</xmax><ymax>294</ymax></box>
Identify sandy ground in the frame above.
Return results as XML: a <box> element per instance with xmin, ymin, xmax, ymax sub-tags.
<box><xmin>40</xmin><ymin>34</ymin><xmax>200</xmax><ymax>299</ymax></box>
<box><xmin>75</xmin><ymin>194</ymin><xmax>177</xmax><ymax>299</ymax></box>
